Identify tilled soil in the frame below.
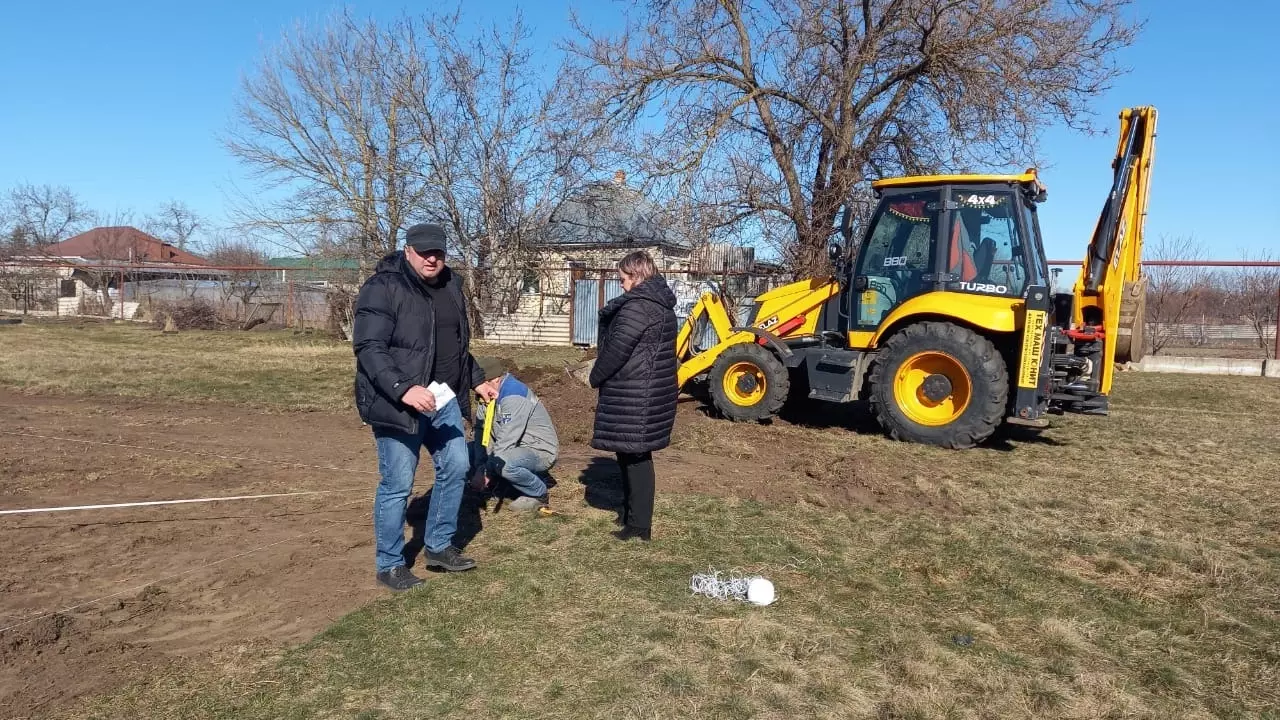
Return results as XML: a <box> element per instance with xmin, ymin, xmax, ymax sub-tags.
<box><xmin>0</xmin><ymin>373</ymin><xmax>945</xmax><ymax>718</ymax></box>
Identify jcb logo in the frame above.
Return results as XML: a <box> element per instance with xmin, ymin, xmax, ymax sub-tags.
<box><xmin>883</xmin><ymin>256</ymin><xmax>909</xmax><ymax>267</ymax></box>
<box><xmin>959</xmin><ymin>281</ymin><xmax>1009</xmax><ymax>294</ymax></box>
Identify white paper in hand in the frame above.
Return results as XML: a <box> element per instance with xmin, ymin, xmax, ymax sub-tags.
<box><xmin>426</xmin><ymin>381</ymin><xmax>456</xmax><ymax>410</ymax></box>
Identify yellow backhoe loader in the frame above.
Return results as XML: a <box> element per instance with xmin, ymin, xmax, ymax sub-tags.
<box><xmin>675</xmin><ymin>106</ymin><xmax>1157</xmax><ymax>448</ymax></box>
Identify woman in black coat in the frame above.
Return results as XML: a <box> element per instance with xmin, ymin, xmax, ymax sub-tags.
<box><xmin>589</xmin><ymin>250</ymin><xmax>679</xmax><ymax>541</ymax></box>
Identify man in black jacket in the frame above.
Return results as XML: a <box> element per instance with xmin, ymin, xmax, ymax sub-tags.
<box><xmin>353</xmin><ymin>223</ymin><xmax>498</xmax><ymax>592</ymax></box>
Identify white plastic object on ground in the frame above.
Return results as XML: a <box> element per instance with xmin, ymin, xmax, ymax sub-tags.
<box><xmin>690</xmin><ymin>568</ymin><xmax>776</xmax><ymax>606</ymax></box>
<box><xmin>746</xmin><ymin>577</ymin><xmax>776</xmax><ymax>606</ymax></box>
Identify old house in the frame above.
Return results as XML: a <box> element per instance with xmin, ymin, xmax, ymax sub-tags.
<box><xmin>482</xmin><ymin>172</ymin><xmax>695</xmax><ymax>346</ymax></box>
<box><xmin>481</xmin><ymin>172</ymin><xmax>786</xmax><ymax>347</ymax></box>
<box><xmin>2</xmin><ymin>227</ymin><xmax>215</xmax><ymax>318</ymax></box>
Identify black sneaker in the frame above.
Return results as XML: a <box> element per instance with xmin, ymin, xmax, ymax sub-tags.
<box><xmin>376</xmin><ymin>565</ymin><xmax>425</xmax><ymax>592</ymax></box>
<box><xmin>611</xmin><ymin>525</ymin><xmax>651</xmax><ymax>542</ymax></box>
<box><xmin>426</xmin><ymin>545</ymin><xmax>477</xmax><ymax>572</ymax></box>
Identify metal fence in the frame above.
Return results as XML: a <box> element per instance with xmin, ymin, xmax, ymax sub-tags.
<box><xmin>3</xmin><ymin>258</ymin><xmax>1276</xmax><ymax>358</ymax></box>
<box><xmin>0</xmin><ymin>261</ymin><xmax>359</xmax><ymax>332</ymax></box>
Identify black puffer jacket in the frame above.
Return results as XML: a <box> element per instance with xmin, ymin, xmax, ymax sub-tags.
<box><xmin>589</xmin><ymin>275</ymin><xmax>680</xmax><ymax>454</ymax></box>
<box><xmin>352</xmin><ymin>252</ymin><xmax>484</xmax><ymax>434</ymax></box>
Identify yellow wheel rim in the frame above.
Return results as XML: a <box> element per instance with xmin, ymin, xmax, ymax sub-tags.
<box><xmin>892</xmin><ymin>351</ymin><xmax>972</xmax><ymax>427</ymax></box>
<box><xmin>722</xmin><ymin>361</ymin><xmax>767</xmax><ymax>406</ymax></box>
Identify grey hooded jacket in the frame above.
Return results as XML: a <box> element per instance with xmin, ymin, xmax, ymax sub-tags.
<box><xmin>485</xmin><ymin>374</ymin><xmax>559</xmax><ymax>460</ymax></box>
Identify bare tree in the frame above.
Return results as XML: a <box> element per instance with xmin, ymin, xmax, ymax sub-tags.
<box><xmin>565</xmin><ymin>0</ymin><xmax>1140</xmax><ymax>274</ymax></box>
<box><xmin>1231</xmin><ymin>254</ymin><xmax>1280</xmax><ymax>359</ymax></box>
<box><xmin>205</xmin><ymin>236</ymin><xmax>270</xmax><ymax>320</ymax></box>
<box><xmin>225</xmin><ymin>10</ymin><xmax>428</xmax><ymax>268</ymax></box>
<box><xmin>0</xmin><ymin>227</ymin><xmax>40</xmax><ymax>313</ymax></box>
<box><xmin>227</xmin><ymin>8</ymin><xmax>601</xmax><ymax>336</ymax></box>
<box><xmin>1144</xmin><ymin>235</ymin><xmax>1209</xmax><ymax>355</ymax></box>
<box><xmin>145</xmin><ymin>200</ymin><xmax>202</xmax><ymax>250</ymax></box>
<box><xmin>4</xmin><ymin>183</ymin><xmax>96</xmax><ymax>248</ymax></box>
<box><xmin>1</xmin><ymin>206</ymin><xmax>72</xmax><ymax>314</ymax></box>
<box><xmin>400</xmin><ymin>11</ymin><xmax>598</xmax><ymax>330</ymax></box>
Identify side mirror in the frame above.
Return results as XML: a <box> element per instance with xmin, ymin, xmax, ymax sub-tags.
<box><xmin>827</xmin><ymin>243</ymin><xmax>843</xmax><ymax>264</ymax></box>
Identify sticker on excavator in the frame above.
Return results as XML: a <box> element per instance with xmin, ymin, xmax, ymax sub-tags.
<box><xmin>957</xmin><ymin>193</ymin><xmax>1005</xmax><ymax>208</ymax></box>
<box><xmin>1018</xmin><ymin>309</ymin><xmax>1048</xmax><ymax>389</ymax></box>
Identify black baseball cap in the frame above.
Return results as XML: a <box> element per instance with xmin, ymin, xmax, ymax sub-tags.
<box><xmin>405</xmin><ymin>223</ymin><xmax>448</xmax><ymax>254</ymax></box>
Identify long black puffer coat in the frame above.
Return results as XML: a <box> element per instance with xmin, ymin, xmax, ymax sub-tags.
<box><xmin>588</xmin><ymin>274</ymin><xmax>680</xmax><ymax>454</ymax></box>
<box><xmin>351</xmin><ymin>252</ymin><xmax>484</xmax><ymax>435</ymax></box>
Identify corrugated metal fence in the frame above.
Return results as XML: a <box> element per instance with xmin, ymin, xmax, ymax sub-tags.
<box><xmin>571</xmin><ymin>278</ymin><xmax>624</xmax><ymax>345</ymax></box>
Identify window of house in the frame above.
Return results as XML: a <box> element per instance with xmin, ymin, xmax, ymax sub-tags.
<box><xmin>520</xmin><ymin>269</ymin><xmax>541</xmax><ymax>294</ymax></box>
<box><xmin>59</xmin><ymin>279</ymin><xmax>77</xmax><ymax>298</ymax></box>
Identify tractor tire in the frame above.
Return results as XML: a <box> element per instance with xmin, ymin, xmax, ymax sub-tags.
<box><xmin>1115</xmin><ymin>277</ymin><xmax>1148</xmax><ymax>363</ymax></box>
<box><xmin>869</xmin><ymin>321</ymin><xmax>1008</xmax><ymax>449</ymax></box>
<box><xmin>708</xmin><ymin>342</ymin><xmax>790</xmax><ymax>423</ymax></box>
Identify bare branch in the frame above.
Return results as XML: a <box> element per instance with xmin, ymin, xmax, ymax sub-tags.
<box><xmin>564</xmin><ymin>0</ymin><xmax>1139</xmax><ymax>274</ymax></box>
<box><xmin>4</xmin><ymin>183</ymin><xmax>96</xmax><ymax>247</ymax></box>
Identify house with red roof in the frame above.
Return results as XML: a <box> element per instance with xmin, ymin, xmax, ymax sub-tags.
<box><xmin>43</xmin><ymin>226</ymin><xmax>209</xmax><ymax>266</ymax></box>
<box><xmin>2</xmin><ymin>226</ymin><xmax>223</xmax><ymax>318</ymax></box>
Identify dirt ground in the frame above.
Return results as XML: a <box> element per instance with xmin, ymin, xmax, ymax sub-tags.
<box><xmin>0</xmin><ymin>369</ymin><xmax>947</xmax><ymax>718</ymax></box>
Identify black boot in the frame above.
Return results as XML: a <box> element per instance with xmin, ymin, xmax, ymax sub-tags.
<box><xmin>376</xmin><ymin>565</ymin><xmax>425</xmax><ymax>592</ymax></box>
<box><xmin>426</xmin><ymin>545</ymin><xmax>477</xmax><ymax>572</ymax></box>
<box><xmin>611</xmin><ymin>525</ymin><xmax>651</xmax><ymax>542</ymax></box>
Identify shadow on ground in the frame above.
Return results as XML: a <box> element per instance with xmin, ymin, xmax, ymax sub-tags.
<box><xmin>578</xmin><ymin>456</ymin><xmax>624</xmax><ymax>522</ymax></box>
<box><xmin>402</xmin><ymin>488</ymin><xmax>486</xmax><ymax>566</ymax></box>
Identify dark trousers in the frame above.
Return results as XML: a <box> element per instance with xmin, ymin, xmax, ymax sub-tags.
<box><xmin>617</xmin><ymin>451</ymin><xmax>655</xmax><ymax>530</ymax></box>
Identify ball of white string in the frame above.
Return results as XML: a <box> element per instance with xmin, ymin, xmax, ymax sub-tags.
<box><xmin>690</xmin><ymin>568</ymin><xmax>751</xmax><ymax>601</ymax></box>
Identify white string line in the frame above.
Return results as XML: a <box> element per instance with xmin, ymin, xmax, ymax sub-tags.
<box><xmin>0</xmin><ymin>488</ymin><xmax>368</xmax><ymax>516</ymax></box>
<box><xmin>0</xmin><ymin>430</ymin><xmax>378</xmax><ymax>475</ymax></box>
<box><xmin>0</xmin><ymin>519</ymin><xmax>349</xmax><ymax>635</ymax></box>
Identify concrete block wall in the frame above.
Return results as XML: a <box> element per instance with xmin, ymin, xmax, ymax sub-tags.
<box><xmin>1133</xmin><ymin>356</ymin><xmax>1279</xmax><ymax>378</ymax></box>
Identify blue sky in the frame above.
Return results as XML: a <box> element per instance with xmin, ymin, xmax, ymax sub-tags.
<box><xmin>1</xmin><ymin>0</ymin><xmax>1276</xmax><ymax>276</ymax></box>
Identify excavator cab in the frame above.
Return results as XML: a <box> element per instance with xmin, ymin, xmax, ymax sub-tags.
<box><xmin>674</xmin><ymin>106</ymin><xmax>1156</xmax><ymax>449</ymax></box>
<box><xmin>838</xmin><ymin>176</ymin><xmax>1051</xmax><ymax>333</ymax></box>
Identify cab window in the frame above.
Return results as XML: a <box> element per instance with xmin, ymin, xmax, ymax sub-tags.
<box><xmin>1022</xmin><ymin>201</ymin><xmax>1050</xmax><ymax>288</ymax></box>
<box><xmin>852</xmin><ymin>190</ymin><xmax>939</xmax><ymax>329</ymax></box>
<box><xmin>948</xmin><ymin>191</ymin><xmax>1027</xmax><ymax>297</ymax></box>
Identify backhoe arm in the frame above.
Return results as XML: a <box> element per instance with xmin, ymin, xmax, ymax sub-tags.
<box><xmin>1071</xmin><ymin>106</ymin><xmax>1158</xmax><ymax>393</ymax></box>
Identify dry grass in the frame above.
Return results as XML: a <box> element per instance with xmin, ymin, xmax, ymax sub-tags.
<box><xmin>4</xmin><ymin>319</ymin><xmax>1278</xmax><ymax>719</ymax></box>
<box><xmin>0</xmin><ymin>318</ymin><xmax>588</xmax><ymax>412</ymax></box>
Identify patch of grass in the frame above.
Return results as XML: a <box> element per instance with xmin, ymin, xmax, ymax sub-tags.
<box><xmin>82</xmin><ymin>428</ymin><xmax>1279</xmax><ymax>720</ymax></box>
<box><xmin>0</xmin><ymin>319</ymin><xmax>588</xmax><ymax>411</ymax></box>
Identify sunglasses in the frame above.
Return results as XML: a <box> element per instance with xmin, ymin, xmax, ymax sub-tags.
<box><xmin>410</xmin><ymin>247</ymin><xmax>446</xmax><ymax>261</ymax></box>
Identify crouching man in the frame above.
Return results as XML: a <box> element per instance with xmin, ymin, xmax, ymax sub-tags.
<box><xmin>473</xmin><ymin>357</ymin><xmax>559</xmax><ymax>510</ymax></box>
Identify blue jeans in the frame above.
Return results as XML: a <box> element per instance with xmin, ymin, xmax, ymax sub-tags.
<box><xmin>486</xmin><ymin>448</ymin><xmax>553</xmax><ymax>498</ymax></box>
<box><xmin>372</xmin><ymin>399</ymin><xmax>468</xmax><ymax>571</ymax></box>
